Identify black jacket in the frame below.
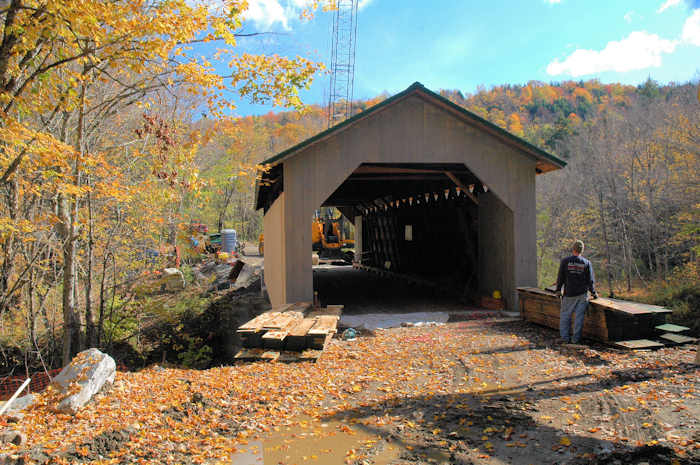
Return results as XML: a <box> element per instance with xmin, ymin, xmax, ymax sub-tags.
<box><xmin>556</xmin><ymin>255</ymin><xmax>597</xmax><ymax>297</ymax></box>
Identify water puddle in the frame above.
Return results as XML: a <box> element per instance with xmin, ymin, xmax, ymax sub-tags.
<box><xmin>230</xmin><ymin>417</ymin><xmax>403</xmax><ymax>464</ymax></box>
<box><xmin>230</xmin><ymin>440</ymin><xmax>264</xmax><ymax>465</ymax></box>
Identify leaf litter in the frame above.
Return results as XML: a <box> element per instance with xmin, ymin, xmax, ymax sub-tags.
<box><xmin>1</xmin><ymin>318</ymin><xmax>698</xmax><ymax>464</ymax></box>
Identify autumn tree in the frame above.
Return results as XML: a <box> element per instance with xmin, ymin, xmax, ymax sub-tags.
<box><xmin>0</xmin><ymin>0</ymin><xmax>323</xmax><ymax>366</ymax></box>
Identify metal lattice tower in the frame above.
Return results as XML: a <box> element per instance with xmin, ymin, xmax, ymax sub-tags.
<box><xmin>327</xmin><ymin>0</ymin><xmax>358</xmax><ymax>127</ymax></box>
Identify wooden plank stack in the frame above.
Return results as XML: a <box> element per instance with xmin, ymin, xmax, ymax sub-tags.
<box><xmin>656</xmin><ymin>323</ymin><xmax>697</xmax><ymax>346</ymax></box>
<box><xmin>518</xmin><ymin>287</ymin><xmax>609</xmax><ymax>341</ymax></box>
<box><xmin>517</xmin><ymin>287</ymin><xmax>675</xmax><ymax>348</ymax></box>
<box><xmin>235</xmin><ymin>303</ymin><xmax>342</xmax><ymax>362</ymax></box>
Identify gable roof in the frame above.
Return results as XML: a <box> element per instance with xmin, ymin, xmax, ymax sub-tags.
<box><xmin>258</xmin><ymin>82</ymin><xmax>566</xmax><ymax>172</ymax></box>
<box><xmin>255</xmin><ymin>82</ymin><xmax>567</xmax><ymax>211</ymax></box>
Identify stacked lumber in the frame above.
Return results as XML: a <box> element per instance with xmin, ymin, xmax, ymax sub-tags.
<box><xmin>517</xmin><ymin>287</ymin><xmax>679</xmax><ymax>349</ymax></box>
<box><xmin>518</xmin><ymin>287</ymin><xmax>609</xmax><ymax>342</ymax></box>
<box><xmin>655</xmin><ymin>323</ymin><xmax>697</xmax><ymax>346</ymax></box>
<box><xmin>235</xmin><ymin>303</ymin><xmax>342</xmax><ymax>362</ymax></box>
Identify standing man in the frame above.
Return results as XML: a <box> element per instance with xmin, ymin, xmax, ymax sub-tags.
<box><xmin>555</xmin><ymin>240</ymin><xmax>598</xmax><ymax>344</ymax></box>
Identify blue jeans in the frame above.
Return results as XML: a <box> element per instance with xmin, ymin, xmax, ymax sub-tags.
<box><xmin>560</xmin><ymin>294</ymin><xmax>588</xmax><ymax>343</ymax></box>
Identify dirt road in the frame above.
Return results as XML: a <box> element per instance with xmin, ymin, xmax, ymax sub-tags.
<box><xmin>5</xmin><ymin>318</ymin><xmax>698</xmax><ymax>464</ymax></box>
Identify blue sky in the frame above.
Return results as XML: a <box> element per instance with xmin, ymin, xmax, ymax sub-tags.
<box><xmin>212</xmin><ymin>0</ymin><xmax>700</xmax><ymax>115</ymax></box>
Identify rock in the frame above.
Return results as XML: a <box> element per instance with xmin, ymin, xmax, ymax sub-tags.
<box><xmin>1</xmin><ymin>394</ymin><xmax>34</xmax><ymax>416</ymax></box>
<box><xmin>52</xmin><ymin>348</ymin><xmax>116</xmax><ymax>414</ymax></box>
<box><xmin>0</xmin><ymin>430</ymin><xmax>25</xmax><ymax>446</ymax></box>
<box><xmin>157</xmin><ymin>268</ymin><xmax>185</xmax><ymax>291</ymax></box>
<box><xmin>193</xmin><ymin>270</ymin><xmax>208</xmax><ymax>284</ymax></box>
<box><xmin>232</xmin><ymin>263</ymin><xmax>261</xmax><ymax>290</ymax></box>
<box><xmin>214</xmin><ymin>263</ymin><xmax>234</xmax><ymax>281</ymax></box>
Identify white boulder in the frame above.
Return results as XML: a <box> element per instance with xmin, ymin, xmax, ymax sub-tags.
<box><xmin>52</xmin><ymin>348</ymin><xmax>116</xmax><ymax>413</ymax></box>
<box><xmin>158</xmin><ymin>268</ymin><xmax>185</xmax><ymax>291</ymax></box>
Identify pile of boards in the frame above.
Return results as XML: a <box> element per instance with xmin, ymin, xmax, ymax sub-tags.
<box><xmin>234</xmin><ymin>302</ymin><xmax>342</xmax><ymax>362</ymax></box>
<box><xmin>517</xmin><ymin>287</ymin><xmax>697</xmax><ymax>350</ymax></box>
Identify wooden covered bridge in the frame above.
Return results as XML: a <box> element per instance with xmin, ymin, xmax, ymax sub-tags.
<box><xmin>255</xmin><ymin>82</ymin><xmax>566</xmax><ymax>311</ymax></box>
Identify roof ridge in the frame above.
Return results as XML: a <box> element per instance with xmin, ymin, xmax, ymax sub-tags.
<box><xmin>257</xmin><ymin>82</ymin><xmax>566</xmax><ymax>170</ymax></box>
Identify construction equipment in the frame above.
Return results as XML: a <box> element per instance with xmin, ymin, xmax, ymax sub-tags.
<box><xmin>207</xmin><ymin>232</ymin><xmax>222</xmax><ymax>253</ymax></box>
<box><xmin>312</xmin><ymin>210</ymin><xmax>354</xmax><ymax>262</ymax></box>
<box><xmin>257</xmin><ymin>215</ymin><xmax>354</xmax><ymax>262</ymax></box>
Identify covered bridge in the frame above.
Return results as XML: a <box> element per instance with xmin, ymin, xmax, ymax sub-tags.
<box><xmin>255</xmin><ymin>82</ymin><xmax>565</xmax><ymax>311</ymax></box>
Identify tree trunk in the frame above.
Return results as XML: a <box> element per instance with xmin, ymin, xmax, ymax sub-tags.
<box><xmin>625</xmin><ymin>240</ymin><xmax>632</xmax><ymax>292</ymax></box>
<box><xmin>60</xmin><ymin>202</ymin><xmax>78</xmax><ymax>366</ymax></box>
<box><xmin>73</xmin><ymin>253</ymin><xmax>82</xmax><ymax>352</ymax></box>
<box><xmin>97</xmin><ymin>252</ymin><xmax>111</xmax><ymax>347</ymax></box>
<box><xmin>663</xmin><ymin>222</ymin><xmax>670</xmax><ymax>281</ymax></box>
<box><xmin>27</xmin><ymin>266</ymin><xmax>36</xmax><ymax>352</ymax></box>
<box><xmin>85</xmin><ymin>186</ymin><xmax>96</xmax><ymax>347</ymax></box>
<box><xmin>97</xmin><ymin>212</ymin><xmax>121</xmax><ymax>346</ymax></box>
<box><xmin>0</xmin><ymin>178</ymin><xmax>19</xmax><ymax>312</ymax></box>
<box><xmin>61</xmin><ymin>78</ymin><xmax>86</xmax><ymax>364</ymax></box>
<box><xmin>597</xmin><ymin>191</ymin><xmax>615</xmax><ymax>297</ymax></box>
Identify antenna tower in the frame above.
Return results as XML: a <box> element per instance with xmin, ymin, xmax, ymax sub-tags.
<box><xmin>327</xmin><ymin>0</ymin><xmax>358</xmax><ymax>127</ymax></box>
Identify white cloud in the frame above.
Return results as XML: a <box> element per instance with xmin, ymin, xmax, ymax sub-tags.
<box><xmin>544</xmin><ymin>0</ymin><xmax>562</xmax><ymax>3</ymax></box>
<box><xmin>624</xmin><ymin>11</ymin><xmax>634</xmax><ymax>22</ymax></box>
<box><xmin>240</xmin><ymin>0</ymin><xmax>373</xmax><ymax>30</ymax></box>
<box><xmin>244</xmin><ymin>0</ymin><xmax>291</xmax><ymax>29</ymax></box>
<box><xmin>546</xmin><ymin>31</ymin><xmax>678</xmax><ymax>77</ymax></box>
<box><xmin>681</xmin><ymin>9</ymin><xmax>700</xmax><ymax>45</ymax></box>
<box><xmin>241</xmin><ymin>0</ymin><xmax>319</xmax><ymax>30</ymax></box>
<box><xmin>657</xmin><ymin>0</ymin><xmax>683</xmax><ymax>13</ymax></box>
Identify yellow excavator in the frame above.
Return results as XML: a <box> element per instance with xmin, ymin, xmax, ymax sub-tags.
<box><xmin>258</xmin><ymin>211</ymin><xmax>354</xmax><ymax>262</ymax></box>
<box><xmin>312</xmin><ymin>210</ymin><xmax>354</xmax><ymax>263</ymax></box>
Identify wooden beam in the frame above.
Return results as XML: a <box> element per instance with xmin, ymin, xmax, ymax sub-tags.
<box><xmin>353</xmin><ymin>165</ymin><xmax>456</xmax><ymax>175</ymax></box>
<box><xmin>347</xmin><ymin>175</ymin><xmax>447</xmax><ymax>181</ymax></box>
<box><xmin>444</xmin><ymin>171</ymin><xmax>479</xmax><ymax>205</ymax></box>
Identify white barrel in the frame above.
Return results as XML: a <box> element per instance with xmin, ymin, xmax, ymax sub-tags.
<box><xmin>221</xmin><ymin>229</ymin><xmax>237</xmax><ymax>253</ymax></box>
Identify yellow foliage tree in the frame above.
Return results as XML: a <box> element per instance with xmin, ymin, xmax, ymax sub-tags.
<box><xmin>0</xmin><ymin>0</ymin><xmax>324</xmax><ymax>364</ymax></box>
<box><xmin>508</xmin><ymin>112</ymin><xmax>524</xmax><ymax>136</ymax></box>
